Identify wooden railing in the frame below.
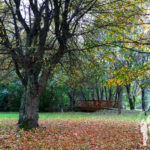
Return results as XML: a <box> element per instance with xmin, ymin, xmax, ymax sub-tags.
<box><xmin>75</xmin><ymin>100</ymin><xmax>118</xmax><ymax>111</ymax></box>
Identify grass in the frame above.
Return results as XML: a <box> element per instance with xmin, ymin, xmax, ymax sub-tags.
<box><xmin>0</xmin><ymin>111</ymin><xmax>149</xmax><ymax>121</ymax></box>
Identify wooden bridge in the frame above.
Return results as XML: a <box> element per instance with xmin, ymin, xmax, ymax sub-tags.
<box><xmin>75</xmin><ymin>100</ymin><xmax>118</xmax><ymax>111</ymax></box>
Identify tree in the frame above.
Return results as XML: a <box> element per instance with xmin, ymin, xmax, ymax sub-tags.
<box><xmin>0</xmin><ymin>0</ymin><xmax>97</xmax><ymax>129</ymax></box>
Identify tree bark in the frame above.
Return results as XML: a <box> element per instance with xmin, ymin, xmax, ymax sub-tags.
<box><xmin>126</xmin><ymin>84</ymin><xmax>135</xmax><ymax>110</ymax></box>
<box><xmin>96</xmin><ymin>86</ymin><xmax>100</xmax><ymax>100</ymax></box>
<box><xmin>49</xmin><ymin>98</ymin><xmax>53</xmax><ymax>112</ymax></box>
<box><xmin>117</xmin><ymin>86</ymin><xmax>123</xmax><ymax>115</ymax></box>
<box><xmin>18</xmin><ymin>71</ymin><xmax>49</xmax><ymax>130</ymax></box>
<box><xmin>49</xmin><ymin>87</ymin><xmax>54</xmax><ymax>112</ymax></box>
<box><xmin>108</xmin><ymin>87</ymin><xmax>112</xmax><ymax>101</ymax></box>
<box><xmin>133</xmin><ymin>95</ymin><xmax>136</xmax><ymax>109</ymax></box>
<box><xmin>100</xmin><ymin>84</ymin><xmax>104</xmax><ymax>100</ymax></box>
<box><xmin>81</xmin><ymin>87</ymin><xmax>86</xmax><ymax>101</ymax></box>
<box><xmin>56</xmin><ymin>96</ymin><xmax>60</xmax><ymax>112</ymax></box>
<box><xmin>92</xmin><ymin>88</ymin><xmax>95</xmax><ymax>100</ymax></box>
<box><xmin>95</xmin><ymin>80</ymin><xmax>100</xmax><ymax>100</ymax></box>
<box><xmin>60</xmin><ymin>98</ymin><xmax>64</xmax><ymax>112</ymax></box>
<box><xmin>68</xmin><ymin>92</ymin><xmax>75</xmax><ymax>111</ymax></box>
<box><xmin>141</xmin><ymin>87</ymin><xmax>146</xmax><ymax>116</ymax></box>
<box><xmin>18</xmin><ymin>81</ymin><xmax>40</xmax><ymax>129</ymax></box>
<box><xmin>104</xmin><ymin>86</ymin><xmax>108</xmax><ymax>100</ymax></box>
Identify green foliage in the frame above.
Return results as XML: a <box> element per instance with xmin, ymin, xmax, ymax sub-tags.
<box><xmin>39</xmin><ymin>78</ymin><xmax>70</xmax><ymax>112</ymax></box>
<box><xmin>0</xmin><ymin>80</ymin><xmax>23</xmax><ymax>111</ymax></box>
<box><xmin>39</xmin><ymin>87</ymin><xmax>51</xmax><ymax>112</ymax></box>
<box><xmin>0</xmin><ymin>87</ymin><xmax>9</xmax><ymax>111</ymax></box>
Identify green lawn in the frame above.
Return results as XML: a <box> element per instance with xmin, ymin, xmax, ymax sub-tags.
<box><xmin>0</xmin><ymin>111</ymin><xmax>149</xmax><ymax>121</ymax></box>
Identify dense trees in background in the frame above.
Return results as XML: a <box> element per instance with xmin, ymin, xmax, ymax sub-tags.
<box><xmin>0</xmin><ymin>0</ymin><xmax>150</xmax><ymax>129</ymax></box>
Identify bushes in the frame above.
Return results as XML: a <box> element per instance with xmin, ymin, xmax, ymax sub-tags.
<box><xmin>0</xmin><ymin>80</ymin><xmax>70</xmax><ymax>112</ymax></box>
<box><xmin>39</xmin><ymin>86</ymin><xmax>70</xmax><ymax>112</ymax></box>
<box><xmin>0</xmin><ymin>81</ymin><xmax>23</xmax><ymax>111</ymax></box>
<box><xmin>0</xmin><ymin>88</ymin><xmax>9</xmax><ymax>111</ymax></box>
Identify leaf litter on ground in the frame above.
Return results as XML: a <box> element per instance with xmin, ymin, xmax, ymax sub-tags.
<box><xmin>0</xmin><ymin>118</ymin><xmax>149</xmax><ymax>150</ymax></box>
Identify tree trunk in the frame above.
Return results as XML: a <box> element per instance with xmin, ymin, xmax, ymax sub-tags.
<box><xmin>49</xmin><ymin>96</ymin><xmax>53</xmax><ymax>112</ymax></box>
<box><xmin>60</xmin><ymin>98</ymin><xmax>64</xmax><ymax>112</ymax></box>
<box><xmin>117</xmin><ymin>86</ymin><xmax>122</xmax><ymax>115</ymax></box>
<box><xmin>108</xmin><ymin>87</ymin><xmax>112</xmax><ymax>101</ymax></box>
<box><xmin>104</xmin><ymin>86</ymin><xmax>108</xmax><ymax>100</ymax></box>
<box><xmin>141</xmin><ymin>87</ymin><xmax>146</xmax><ymax>116</ymax></box>
<box><xmin>68</xmin><ymin>93</ymin><xmax>75</xmax><ymax>111</ymax></box>
<box><xmin>96</xmin><ymin>82</ymin><xmax>100</xmax><ymax>100</ymax></box>
<box><xmin>56</xmin><ymin>96</ymin><xmax>60</xmax><ymax>112</ymax></box>
<box><xmin>81</xmin><ymin>87</ymin><xmax>86</xmax><ymax>101</ymax></box>
<box><xmin>133</xmin><ymin>95</ymin><xmax>136</xmax><ymax>109</ymax></box>
<box><xmin>126</xmin><ymin>84</ymin><xmax>135</xmax><ymax>110</ymax></box>
<box><xmin>114</xmin><ymin>87</ymin><xmax>118</xmax><ymax>106</ymax></box>
<box><xmin>100</xmin><ymin>84</ymin><xmax>104</xmax><ymax>100</ymax></box>
<box><xmin>49</xmin><ymin>87</ymin><xmax>54</xmax><ymax>112</ymax></box>
<box><xmin>92</xmin><ymin>88</ymin><xmax>95</xmax><ymax>100</ymax></box>
<box><xmin>18</xmin><ymin>85</ymin><xmax>40</xmax><ymax>130</ymax></box>
<box><xmin>18</xmin><ymin>72</ymin><xmax>48</xmax><ymax>130</ymax></box>
<box><xmin>96</xmin><ymin>86</ymin><xmax>100</xmax><ymax>100</ymax></box>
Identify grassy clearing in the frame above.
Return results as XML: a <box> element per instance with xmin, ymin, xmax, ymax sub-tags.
<box><xmin>0</xmin><ymin>110</ymin><xmax>149</xmax><ymax>121</ymax></box>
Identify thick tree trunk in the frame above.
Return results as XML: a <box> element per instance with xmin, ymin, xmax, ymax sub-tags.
<box><xmin>18</xmin><ymin>86</ymin><xmax>39</xmax><ymax>130</ymax></box>
<box><xmin>126</xmin><ymin>84</ymin><xmax>135</xmax><ymax>110</ymax></box>
<box><xmin>18</xmin><ymin>73</ymin><xmax>48</xmax><ymax>130</ymax></box>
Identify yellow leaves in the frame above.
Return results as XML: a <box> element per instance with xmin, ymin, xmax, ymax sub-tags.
<box><xmin>129</xmin><ymin>57</ymin><xmax>133</xmax><ymax>61</ymax></box>
<box><xmin>146</xmin><ymin>61</ymin><xmax>150</xmax><ymax>66</ymax></box>
<box><xmin>142</xmin><ymin>25</ymin><xmax>147</xmax><ymax>30</ymax></box>
<box><xmin>105</xmin><ymin>78</ymin><xmax>122</xmax><ymax>86</ymax></box>
<box><xmin>103</xmin><ymin>56</ymin><xmax>115</xmax><ymax>63</ymax></box>
<box><xmin>118</xmin><ymin>34</ymin><xmax>123</xmax><ymax>40</ymax></box>
<box><xmin>128</xmin><ymin>44</ymin><xmax>133</xmax><ymax>49</ymax></box>
<box><xmin>89</xmin><ymin>65</ymin><xmax>92</xmax><ymax>68</ymax></box>
<box><xmin>116</xmin><ymin>79</ymin><xmax>122</xmax><ymax>86</ymax></box>
<box><xmin>105</xmin><ymin>65</ymin><xmax>149</xmax><ymax>87</ymax></box>
<box><xmin>131</xmin><ymin>27</ymin><xmax>135</xmax><ymax>32</ymax></box>
<box><xmin>140</xmin><ymin>83</ymin><xmax>146</xmax><ymax>88</ymax></box>
<box><xmin>139</xmin><ymin>19</ymin><xmax>144</xmax><ymax>23</ymax></box>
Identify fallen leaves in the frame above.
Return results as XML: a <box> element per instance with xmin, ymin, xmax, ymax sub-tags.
<box><xmin>0</xmin><ymin>118</ymin><xmax>149</xmax><ymax>150</ymax></box>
